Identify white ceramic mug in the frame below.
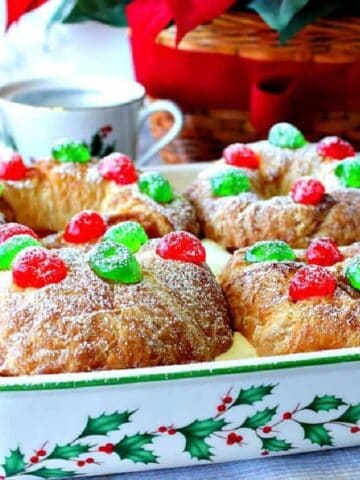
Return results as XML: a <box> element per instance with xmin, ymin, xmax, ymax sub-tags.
<box><xmin>0</xmin><ymin>76</ymin><xmax>183</xmax><ymax>166</ymax></box>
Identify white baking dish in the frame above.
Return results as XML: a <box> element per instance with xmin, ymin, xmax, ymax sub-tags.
<box><xmin>0</xmin><ymin>164</ymin><xmax>359</xmax><ymax>479</ymax></box>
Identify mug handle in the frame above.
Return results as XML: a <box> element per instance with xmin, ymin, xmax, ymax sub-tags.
<box><xmin>136</xmin><ymin>99</ymin><xmax>183</xmax><ymax>166</ymax></box>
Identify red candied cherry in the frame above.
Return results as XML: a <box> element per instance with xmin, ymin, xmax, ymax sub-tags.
<box><xmin>223</xmin><ymin>143</ymin><xmax>260</xmax><ymax>169</ymax></box>
<box><xmin>223</xmin><ymin>396</ymin><xmax>233</xmax><ymax>404</ymax></box>
<box><xmin>156</xmin><ymin>231</ymin><xmax>206</xmax><ymax>264</ymax></box>
<box><xmin>0</xmin><ymin>152</ymin><xmax>27</xmax><ymax>180</ymax></box>
<box><xmin>291</xmin><ymin>178</ymin><xmax>325</xmax><ymax>205</ymax></box>
<box><xmin>350</xmin><ymin>426</ymin><xmax>360</xmax><ymax>433</ymax></box>
<box><xmin>158</xmin><ymin>426</ymin><xmax>168</xmax><ymax>433</ymax></box>
<box><xmin>306</xmin><ymin>238</ymin><xmax>343</xmax><ymax>267</ymax></box>
<box><xmin>77</xmin><ymin>461</ymin><xmax>85</xmax><ymax>467</ymax></box>
<box><xmin>12</xmin><ymin>247</ymin><xmax>68</xmax><ymax>288</ymax></box>
<box><xmin>262</xmin><ymin>426</ymin><xmax>272</xmax><ymax>434</ymax></box>
<box><xmin>289</xmin><ymin>265</ymin><xmax>336</xmax><ymax>301</ymax></box>
<box><xmin>64</xmin><ymin>210</ymin><xmax>107</xmax><ymax>243</ymax></box>
<box><xmin>282</xmin><ymin>412</ymin><xmax>292</xmax><ymax>420</ymax></box>
<box><xmin>0</xmin><ymin>223</ymin><xmax>39</xmax><ymax>244</ymax></box>
<box><xmin>168</xmin><ymin>429</ymin><xmax>176</xmax><ymax>435</ymax></box>
<box><xmin>217</xmin><ymin>404</ymin><xmax>226</xmax><ymax>412</ymax></box>
<box><xmin>86</xmin><ymin>457</ymin><xmax>95</xmax><ymax>464</ymax></box>
<box><xmin>317</xmin><ymin>136</ymin><xmax>355</xmax><ymax>160</ymax></box>
<box><xmin>37</xmin><ymin>449</ymin><xmax>47</xmax><ymax>457</ymax></box>
<box><xmin>98</xmin><ymin>153</ymin><xmax>138</xmax><ymax>185</ymax></box>
<box><xmin>30</xmin><ymin>456</ymin><xmax>39</xmax><ymax>464</ymax></box>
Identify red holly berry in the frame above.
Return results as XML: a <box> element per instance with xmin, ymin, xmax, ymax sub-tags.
<box><xmin>98</xmin><ymin>153</ymin><xmax>138</xmax><ymax>185</ymax></box>
<box><xmin>103</xmin><ymin>443</ymin><xmax>114</xmax><ymax>454</ymax></box>
<box><xmin>0</xmin><ymin>152</ymin><xmax>27</xmax><ymax>180</ymax></box>
<box><xmin>30</xmin><ymin>456</ymin><xmax>39</xmax><ymax>464</ymax></box>
<box><xmin>317</xmin><ymin>136</ymin><xmax>355</xmax><ymax>160</ymax></box>
<box><xmin>217</xmin><ymin>404</ymin><xmax>226</xmax><ymax>412</ymax></box>
<box><xmin>86</xmin><ymin>457</ymin><xmax>95</xmax><ymax>464</ymax></box>
<box><xmin>223</xmin><ymin>396</ymin><xmax>233</xmax><ymax>404</ymax></box>
<box><xmin>12</xmin><ymin>247</ymin><xmax>68</xmax><ymax>288</ymax></box>
<box><xmin>261</xmin><ymin>450</ymin><xmax>269</xmax><ymax>456</ymax></box>
<box><xmin>235</xmin><ymin>435</ymin><xmax>243</xmax><ymax>443</ymax></box>
<box><xmin>98</xmin><ymin>446</ymin><xmax>105</xmax><ymax>452</ymax></box>
<box><xmin>289</xmin><ymin>265</ymin><xmax>336</xmax><ymax>301</ymax></box>
<box><xmin>37</xmin><ymin>449</ymin><xmax>47</xmax><ymax>457</ymax></box>
<box><xmin>168</xmin><ymin>429</ymin><xmax>176</xmax><ymax>435</ymax></box>
<box><xmin>291</xmin><ymin>178</ymin><xmax>325</xmax><ymax>205</ymax></box>
<box><xmin>350</xmin><ymin>426</ymin><xmax>360</xmax><ymax>433</ymax></box>
<box><xmin>282</xmin><ymin>412</ymin><xmax>292</xmax><ymax>420</ymax></box>
<box><xmin>77</xmin><ymin>461</ymin><xmax>85</xmax><ymax>467</ymax></box>
<box><xmin>156</xmin><ymin>231</ymin><xmax>206</xmax><ymax>264</ymax></box>
<box><xmin>262</xmin><ymin>426</ymin><xmax>272</xmax><ymax>434</ymax></box>
<box><xmin>306</xmin><ymin>238</ymin><xmax>343</xmax><ymax>267</ymax></box>
<box><xmin>158</xmin><ymin>426</ymin><xmax>168</xmax><ymax>433</ymax></box>
<box><xmin>223</xmin><ymin>143</ymin><xmax>260</xmax><ymax>169</ymax></box>
<box><xmin>64</xmin><ymin>210</ymin><xmax>107</xmax><ymax>243</ymax></box>
<box><xmin>105</xmin><ymin>125</ymin><xmax>113</xmax><ymax>133</ymax></box>
<box><xmin>226</xmin><ymin>432</ymin><xmax>238</xmax><ymax>445</ymax></box>
<box><xmin>0</xmin><ymin>223</ymin><xmax>39</xmax><ymax>244</ymax></box>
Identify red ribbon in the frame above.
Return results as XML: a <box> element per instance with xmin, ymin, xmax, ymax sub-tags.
<box><xmin>6</xmin><ymin>0</ymin><xmax>48</xmax><ymax>28</ymax></box>
<box><xmin>127</xmin><ymin>0</ymin><xmax>360</xmax><ymax>137</ymax></box>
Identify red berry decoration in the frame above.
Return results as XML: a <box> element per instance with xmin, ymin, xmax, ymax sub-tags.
<box><xmin>226</xmin><ymin>432</ymin><xmax>238</xmax><ymax>445</ymax></box>
<box><xmin>317</xmin><ymin>136</ymin><xmax>355</xmax><ymax>160</ymax></box>
<box><xmin>102</xmin><ymin>443</ymin><xmax>114</xmax><ymax>454</ymax></box>
<box><xmin>12</xmin><ymin>247</ymin><xmax>68</xmax><ymax>289</ymax></box>
<box><xmin>64</xmin><ymin>210</ymin><xmax>107</xmax><ymax>243</ymax></box>
<box><xmin>0</xmin><ymin>223</ymin><xmax>39</xmax><ymax>244</ymax></box>
<box><xmin>291</xmin><ymin>178</ymin><xmax>325</xmax><ymax>205</ymax></box>
<box><xmin>77</xmin><ymin>461</ymin><xmax>85</xmax><ymax>467</ymax></box>
<box><xmin>306</xmin><ymin>238</ymin><xmax>343</xmax><ymax>267</ymax></box>
<box><xmin>37</xmin><ymin>450</ymin><xmax>47</xmax><ymax>457</ymax></box>
<box><xmin>158</xmin><ymin>426</ymin><xmax>167</xmax><ymax>433</ymax></box>
<box><xmin>30</xmin><ymin>456</ymin><xmax>39</xmax><ymax>464</ymax></box>
<box><xmin>0</xmin><ymin>152</ymin><xmax>27</xmax><ymax>180</ymax></box>
<box><xmin>289</xmin><ymin>265</ymin><xmax>336</xmax><ymax>301</ymax></box>
<box><xmin>223</xmin><ymin>143</ymin><xmax>260</xmax><ymax>169</ymax></box>
<box><xmin>217</xmin><ymin>404</ymin><xmax>226</xmax><ymax>412</ymax></box>
<box><xmin>168</xmin><ymin>429</ymin><xmax>176</xmax><ymax>435</ymax></box>
<box><xmin>156</xmin><ymin>231</ymin><xmax>206</xmax><ymax>264</ymax></box>
<box><xmin>223</xmin><ymin>396</ymin><xmax>233</xmax><ymax>404</ymax></box>
<box><xmin>282</xmin><ymin>412</ymin><xmax>292</xmax><ymax>420</ymax></box>
<box><xmin>262</xmin><ymin>426</ymin><xmax>272</xmax><ymax>433</ymax></box>
<box><xmin>351</xmin><ymin>427</ymin><xmax>360</xmax><ymax>433</ymax></box>
<box><xmin>98</xmin><ymin>153</ymin><xmax>138</xmax><ymax>185</ymax></box>
<box><xmin>86</xmin><ymin>458</ymin><xmax>95</xmax><ymax>464</ymax></box>
<box><xmin>262</xmin><ymin>451</ymin><xmax>269</xmax><ymax>456</ymax></box>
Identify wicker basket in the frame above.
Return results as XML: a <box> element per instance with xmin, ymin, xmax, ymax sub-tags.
<box><xmin>148</xmin><ymin>12</ymin><xmax>360</xmax><ymax>163</ymax></box>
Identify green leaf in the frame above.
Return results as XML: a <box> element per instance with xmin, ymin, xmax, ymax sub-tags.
<box><xmin>77</xmin><ymin>410</ymin><xmax>134</xmax><ymax>438</ymax></box>
<box><xmin>248</xmin><ymin>0</ymin><xmax>308</xmax><ymax>31</ymax></box>
<box><xmin>178</xmin><ymin>418</ymin><xmax>227</xmax><ymax>461</ymax></box>
<box><xmin>261</xmin><ymin>437</ymin><xmax>293</xmax><ymax>452</ymax></box>
<box><xmin>306</xmin><ymin>395</ymin><xmax>345</xmax><ymax>412</ymax></box>
<box><xmin>337</xmin><ymin>403</ymin><xmax>360</xmax><ymax>424</ymax></box>
<box><xmin>302</xmin><ymin>423</ymin><xmax>333</xmax><ymax>447</ymax></box>
<box><xmin>62</xmin><ymin>0</ymin><xmax>131</xmax><ymax>27</ymax></box>
<box><xmin>2</xmin><ymin>448</ymin><xmax>26</xmax><ymax>477</ymax></box>
<box><xmin>114</xmin><ymin>434</ymin><xmax>158</xmax><ymax>464</ymax></box>
<box><xmin>47</xmin><ymin>443</ymin><xmax>92</xmax><ymax>460</ymax></box>
<box><xmin>233</xmin><ymin>385</ymin><xmax>276</xmax><ymax>406</ymax></box>
<box><xmin>241</xmin><ymin>407</ymin><xmax>277</xmax><ymax>429</ymax></box>
<box><xmin>24</xmin><ymin>467</ymin><xmax>76</xmax><ymax>479</ymax></box>
<box><xmin>90</xmin><ymin>133</ymin><xmax>102</xmax><ymax>157</ymax></box>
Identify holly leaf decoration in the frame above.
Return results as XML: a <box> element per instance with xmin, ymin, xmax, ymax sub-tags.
<box><xmin>178</xmin><ymin>418</ymin><xmax>227</xmax><ymax>461</ymax></box>
<box><xmin>241</xmin><ymin>407</ymin><xmax>277</xmax><ymax>429</ymax></box>
<box><xmin>47</xmin><ymin>443</ymin><xmax>92</xmax><ymax>460</ymax></box>
<box><xmin>114</xmin><ymin>434</ymin><xmax>158</xmax><ymax>464</ymax></box>
<box><xmin>77</xmin><ymin>410</ymin><xmax>135</xmax><ymax>438</ymax></box>
<box><xmin>233</xmin><ymin>385</ymin><xmax>276</xmax><ymax>406</ymax></box>
<box><xmin>24</xmin><ymin>467</ymin><xmax>76</xmax><ymax>478</ymax></box>
<box><xmin>63</xmin><ymin>0</ymin><xmax>131</xmax><ymax>27</ymax></box>
<box><xmin>301</xmin><ymin>423</ymin><xmax>333</xmax><ymax>447</ymax></box>
<box><xmin>261</xmin><ymin>437</ymin><xmax>293</xmax><ymax>452</ymax></box>
<box><xmin>306</xmin><ymin>395</ymin><xmax>345</xmax><ymax>412</ymax></box>
<box><xmin>337</xmin><ymin>403</ymin><xmax>360</xmax><ymax>424</ymax></box>
<box><xmin>1</xmin><ymin>447</ymin><xmax>26</xmax><ymax>477</ymax></box>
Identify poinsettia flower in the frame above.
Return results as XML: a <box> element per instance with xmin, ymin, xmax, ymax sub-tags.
<box><xmin>6</xmin><ymin>0</ymin><xmax>48</xmax><ymax>28</ymax></box>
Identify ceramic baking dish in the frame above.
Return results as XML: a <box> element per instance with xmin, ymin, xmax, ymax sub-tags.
<box><xmin>1</xmin><ymin>164</ymin><xmax>359</xmax><ymax>479</ymax></box>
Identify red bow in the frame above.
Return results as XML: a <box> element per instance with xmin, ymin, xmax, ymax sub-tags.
<box><xmin>6</xmin><ymin>0</ymin><xmax>48</xmax><ymax>28</ymax></box>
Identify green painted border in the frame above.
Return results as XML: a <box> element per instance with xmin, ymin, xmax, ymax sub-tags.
<box><xmin>1</xmin><ymin>350</ymin><xmax>359</xmax><ymax>393</ymax></box>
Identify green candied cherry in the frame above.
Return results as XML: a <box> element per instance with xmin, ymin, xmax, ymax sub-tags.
<box><xmin>52</xmin><ymin>141</ymin><xmax>91</xmax><ymax>164</ymax></box>
<box><xmin>0</xmin><ymin>234</ymin><xmax>41</xmax><ymax>270</ymax></box>
<box><xmin>334</xmin><ymin>157</ymin><xmax>360</xmax><ymax>188</ymax></box>
<box><xmin>210</xmin><ymin>168</ymin><xmax>251</xmax><ymax>197</ymax></box>
<box><xmin>138</xmin><ymin>172</ymin><xmax>174</xmax><ymax>203</ymax></box>
<box><xmin>104</xmin><ymin>221</ymin><xmax>148</xmax><ymax>253</ymax></box>
<box><xmin>268</xmin><ymin>122</ymin><xmax>307</xmax><ymax>149</ymax></box>
<box><xmin>345</xmin><ymin>256</ymin><xmax>360</xmax><ymax>290</ymax></box>
<box><xmin>245</xmin><ymin>240</ymin><xmax>296</xmax><ymax>263</ymax></box>
<box><xmin>88</xmin><ymin>240</ymin><xmax>142</xmax><ymax>283</ymax></box>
